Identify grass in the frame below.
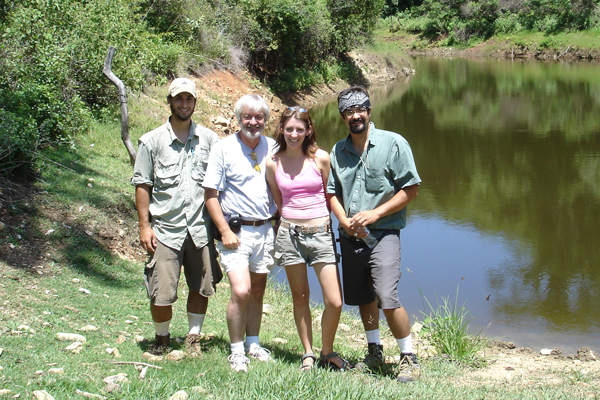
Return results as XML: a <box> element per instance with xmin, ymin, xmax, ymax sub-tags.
<box><xmin>1</xmin><ymin>85</ymin><xmax>599</xmax><ymax>399</ymax></box>
<box><xmin>419</xmin><ymin>287</ymin><xmax>487</xmax><ymax>367</ymax></box>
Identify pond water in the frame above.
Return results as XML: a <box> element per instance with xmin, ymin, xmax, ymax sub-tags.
<box><xmin>269</xmin><ymin>57</ymin><xmax>600</xmax><ymax>354</ymax></box>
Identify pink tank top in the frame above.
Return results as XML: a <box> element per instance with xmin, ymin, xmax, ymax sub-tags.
<box><xmin>275</xmin><ymin>159</ymin><xmax>329</xmax><ymax>219</ymax></box>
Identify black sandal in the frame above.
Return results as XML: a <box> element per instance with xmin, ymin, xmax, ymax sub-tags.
<box><xmin>300</xmin><ymin>352</ymin><xmax>316</xmax><ymax>371</ymax></box>
<box><xmin>318</xmin><ymin>352</ymin><xmax>353</xmax><ymax>371</ymax></box>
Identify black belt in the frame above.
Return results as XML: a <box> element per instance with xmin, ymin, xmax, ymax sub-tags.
<box><xmin>241</xmin><ymin>219</ymin><xmax>270</xmax><ymax>227</ymax></box>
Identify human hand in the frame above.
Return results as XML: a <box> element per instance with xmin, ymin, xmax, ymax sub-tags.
<box><xmin>349</xmin><ymin>210</ymin><xmax>379</xmax><ymax>229</ymax></box>
<box><xmin>221</xmin><ymin>230</ymin><xmax>241</xmax><ymax>250</ymax></box>
<box><xmin>139</xmin><ymin>226</ymin><xmax>157</xmax><ymax>253</ymax></box>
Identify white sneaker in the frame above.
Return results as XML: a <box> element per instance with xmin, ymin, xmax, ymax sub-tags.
<box><xmin>247</xmin><ymin>345</ymin><xmax>273</xmax><ymax>362</ymax></box>
<box><xmin>228</xmin><ymin>353</ymin><xmax>250</xmax><ymax>373</ymax></box>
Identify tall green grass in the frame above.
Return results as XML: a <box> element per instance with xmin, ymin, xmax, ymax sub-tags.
<box><xmin>419</xmin><ymin>287</ymin><xmax>487</xmax><ymax>367</ymax></box>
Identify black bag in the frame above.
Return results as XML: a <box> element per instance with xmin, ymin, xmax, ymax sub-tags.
<box><xmin>211</xmin><ymin>213</ymin><xmax>241</xmax><ymax>241</ymax></box>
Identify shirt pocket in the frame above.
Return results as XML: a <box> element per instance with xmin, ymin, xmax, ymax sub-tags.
<box><xmin>191</xmin><ymin>148</ymin><xmax>210</xmax><ymax>183</ymax></box>
<box><xmin>154</xmin><ymin>157</ymin><xmax>180</xmax><ymax>188</ymax></box>
<box><xmin>365</xmin><ymin>168</ymin><xmax>385</xmax><ymax>193</ymax></box>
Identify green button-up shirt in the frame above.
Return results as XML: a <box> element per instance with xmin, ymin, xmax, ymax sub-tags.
<box><xmin>327</xmin><ymin>123</ymin><xmax>421</xmax><ymax>238</ymax></box>
<box><xmin>131</xmin><ymin>120</ymin><xmax>219</xmax><ymax>250</ymax></box>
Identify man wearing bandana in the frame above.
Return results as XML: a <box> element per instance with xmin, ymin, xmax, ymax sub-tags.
<box><xmin>327</xmin><ymin>86</ymin><xmax>422</xmax><ymax>382</ymax></box>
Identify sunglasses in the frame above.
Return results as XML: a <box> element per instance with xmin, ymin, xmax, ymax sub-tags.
<box><xmin>250</xmin><ymin>151</ymin><xmax>261</xmax><ymax>172</ymax></box>
<box><xmin>283</xmin><ymin>106</ymin><xmax>308</xmax><ymax>116</ymax></box>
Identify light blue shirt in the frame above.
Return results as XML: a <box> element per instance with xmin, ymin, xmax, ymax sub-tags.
<box><xmin>203</xmin><ymin>133</ymin><xmax>277</xmax><ymax>220</ymax></box>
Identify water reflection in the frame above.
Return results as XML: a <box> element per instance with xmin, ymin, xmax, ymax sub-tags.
<box><xmin>271</xmin><ymin>57</ymin><xmax>600</xmax><ymax>353</ymax></box>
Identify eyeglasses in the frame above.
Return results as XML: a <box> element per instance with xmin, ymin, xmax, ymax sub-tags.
<box><xmin>250</xmin><ymin>151</ymin><xmax>261</xmax><ymax>172</ymax></box>
<box><xmin>342</xmin><ymin>107</ymin><xmax>368</xmax><ymax>118</ymax></box>
<box><xmin>283</xmin><ymin>106</ymin><xmax>308</xmax><ymax>116</ymax></box>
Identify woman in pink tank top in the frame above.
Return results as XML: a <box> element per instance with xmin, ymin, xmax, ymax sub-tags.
<box><xmin>266</xmin><ymin>107</ymin><xmax>350</xmax><ymax>371</ymax></box>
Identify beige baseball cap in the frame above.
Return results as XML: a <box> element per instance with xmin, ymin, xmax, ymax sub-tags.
<box><xmin>168</xmin><ymin>78</ymin><xmax>197</xmax><ymax>98</ymax></box>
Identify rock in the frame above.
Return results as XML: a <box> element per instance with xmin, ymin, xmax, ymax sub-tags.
<box><xmin>540</xmin><ymin>348</ymin><xmax>552</xmax><ymax>355</ymax></box>
<box><xmin>105</xmin><ymin>383</ymin><xmax>121</xmax><ymax>393</ymax></box>
<box><xmin>165</xmin><ymin>350</ymin><xmax>186</xmax><ymax>361</ymax></box>
<box><xmin>32</xmin><ymin>390</ymin><xmax>55</xmax><ymax>400</ymax></box>
<box><xmin>272</xmin><ymin>338</ymin><xmax>288</xmax><ymax>345</ymax></box>
<box><xmin>338</xmin><ymin>323</ymin><xmax>351</xmax><ymax>332</ymax></box>
<box><xmin>576</xmin><ymin>347</ymin><xmax>597</xmax><ymax>362</ymax></box>
<box><xmin>35</xmin><ymin>370</ymin><xmax>45</xmax><ymax>375</ymax></box>
<box><xmin>134</xmin><ymin>335</ymin><xmax>145</xmax><ymax>343</ymax></box>
<box><xmin>79</xmin><ymin>325</ymin><xmax>97</xmax><ymax>332</ymax></box>
<box><xmin>116</xmin><ymin>335</ymin><xmax>127</xmax><ymax>344</ymax></box>
<box><xmin>262</xmin><ymin>304</ymin><xmax>272</xmax><ymax>314</ymax></box>
<box><xmin>103</xmin><ymin>373</ymin><xmax>129</xmax><ymax>385</ymax></box>
<box><xmin>169</xmin><ymin>390</ymin><xmax>188</xmax><ymax>400</ymax></box>
<box><xmin>79</xmin><ymin>288</ymin><xmax>91</xmax><ymax>294</ymax></box>
<box><xmin>0</xmin><ymin>389</ymin><xmax>14</xmax><ymax>396</ymax></box>
<box><xmin>75</xmin><ymin>389</ymin><xmax>106</xmax><ymax>399</ymax></box>
<box><xmin>142</xmin><ymin>352</ymin><xmax>163</xmax><ymax>362</ymax></box>
<box><xmin>48</xmin><ymin>368</ymin><xmax>64</xmax><ymax>374</ymax></box>
<box><xmin>65</xmin><ymin>341</ymin><xmax>84</xmax><ymax>353</ymax></box>
<box><xmin>214</xmin><ymin>116</ymin><xmax>230</xmax><ymax>127</ymax></box>
<box><xmin>57</xmin><ymin>333</ymin><xmax>87</xmax><ymax>342</ymax></box>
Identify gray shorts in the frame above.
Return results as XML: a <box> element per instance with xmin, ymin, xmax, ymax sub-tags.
<box><xmin>275</xmin><ymin>220</ymin><xmax>337</xmax><ymax>267</ymax></box>
<box><xmin>339</xmin><ymin>230</ymin><xmax>402</xmax><ymax>309</ymax></box>
<box><xmin>144</xmin><ymin>235</ymin><xmax>222</xmax><ymax>306</ymax></box>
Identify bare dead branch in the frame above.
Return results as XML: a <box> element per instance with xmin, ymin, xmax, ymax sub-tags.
<box><xmin>103</xmin><ymin>46</ymin><xmax>136</xmax><ymax>165</ymax></box>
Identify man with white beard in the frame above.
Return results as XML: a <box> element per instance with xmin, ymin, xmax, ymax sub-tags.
<box><xmin>203</xmin><ymin>94</ymin><xmax>278</xmax><ymax>372</ymax></box>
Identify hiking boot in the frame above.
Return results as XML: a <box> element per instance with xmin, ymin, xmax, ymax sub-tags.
<box><xmin>247</xmin><ymin>344</ymin><xmax>273</xmax><ymax>362</ymax></box>
<box><xmin>396</xmin><ymin>352</ymin><xmax>421</xmax><ymax>383</ymax></box>
<box><xmin>228</xmin><ymin>353</ymin><xmax>250</xmax><ymax>373</ymax></box>
<box><xmin>355</xmin><ymin>343</ymin><xmax>384</xmax><ymax>371</ymax></box>
<box><xmin>149</xmin><ymin>334</ymin><xmax>171</xmax><ymax>355</ymax></box>
<box><xmin>185</xmin><ymin>333</ymin><xmax>202</xmax><ymax>355</ymax></box>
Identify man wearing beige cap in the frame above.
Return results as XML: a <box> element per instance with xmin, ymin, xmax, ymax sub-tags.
<box><xmin>131</xmin><ymin>77</ymin><xmax>222</xmax><ymax>355</ymax></box>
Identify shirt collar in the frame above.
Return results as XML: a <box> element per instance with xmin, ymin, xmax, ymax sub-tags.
<box><xmin>166</xmin><ymin>119</ymin><xmax>197</xmax><ymax>143</ymax></box>
<box><xmin>342</xmin><ymin>122</ymin><xmax>377</xmax><ymax>155</ymax></box>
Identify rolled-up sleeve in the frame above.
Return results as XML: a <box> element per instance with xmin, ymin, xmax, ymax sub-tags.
<box><xmin>131</xmin><ymin>141</ymin><xmax>154</xmax><ymax>187</ymax></box>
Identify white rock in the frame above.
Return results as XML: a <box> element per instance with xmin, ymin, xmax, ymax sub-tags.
<box><xmin>72</xmin><ymin>278</ymin><xmax>80</xmax><ymax>283</ymax></box>
<box><xmin>338</xmin><ymin>323</ymin><xmax>351</xmax><ymax>332</ymax></box>
<box><xmin>262</xmin><ymin>304</ymin><xmax>272</xmax><ymax>314</ymax></box>
<box><xmin>79</xmin><ymin>288</ymin><xmax>91</xmax><ymax>294</ymax></box>
<box><xmin>165</xmin><ymin>350</ymin><xmax>186</xmax><ymax>361</ymax></box>
<box><xmin>540</xmin><ymin>348</ymin><xmax>553</xmax><ymax>355</ymax></box>
<box><xmin>272</xmin><ymin>338</ymin><xmax>288</xmax><ymax>345</ymax></box>
<box><xmin>65</xmin><ymin>341</ymin><xmax>84</xmax><ymax>353</ymax></box>
<box><xmin>32</xmin><ymin>390</ymin><xmax>55</xmax><ymax>400</ymax></box>
<box><xmin>79</xmin><ymin>325</ymin><xmax>97</xmax><ymax>332</ymax></box>
<box><xmin>48</xmin><ymin>368</ymin><xmax>64</xmax><ymax>374</ymax></box>
<box><xmin>57</xmin><ymin>333</ymin><xmax>87</xmax><ymax>342</ymax></box>
<box><xmin>75</xmin><ymin>389</ymin><xmax>106</xmax><ymax>399</ymax></box>
<box><xmin>169</xmin><ymin>390</ymin><xmax>189</xmax><ymax>400</ymax></box>
<box><xmin>103</xmin><ymin>373</ymin><xmax>129</xmax><ymax>385</ymax></box>
<box><xmin>0</xmin><ymin>389</ymin><xmax>14</xmax><ymax>396</ymax></box>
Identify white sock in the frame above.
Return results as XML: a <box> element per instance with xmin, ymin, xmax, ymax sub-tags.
<box><xmin>231</xmin><ymin>341</ymin><xmax>245</xmax><ymax>355</ymax></box>
<box><xmin>245</xmin><ymin>336</ymin><xmax>260</xmax><ymax>352</ymax></box>
<box><xmin>365</xmin><ymin>329</ymin><xmax>380</xmax><ymax>345</ymax></box>
<box><xmin>187</xmin><ymin>312</ymin><xmax>205</xmax><ymax>335</ymax></box>
<box><xmin>397</xmin><ymin>334</ymin><xmax>414</xmax><ymax>354</ymax></box>
<box><xmin>153</xmin><ymin>320</ymin><xmax>171</xmax><ymax>337</ymax></box>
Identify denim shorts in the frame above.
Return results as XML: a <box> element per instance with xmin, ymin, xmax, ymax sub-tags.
<box><xmin>216</xmin><ymin>223</ymin><xmax>275</xmax><ymax>274</ymax></box>
<box><xmin>144</xmin><ymin>235</ymin><xmax>221</xmax><ymax>306</ymax></box>
<box><xmin>275</xmin><ymin>220</ymin><xmax>337</xmax><ymax>267</ymax></box>
<box><xmin>339</xmin><ymin>230</ymin><xmax>402</xmax><ymax>309</ymax></box>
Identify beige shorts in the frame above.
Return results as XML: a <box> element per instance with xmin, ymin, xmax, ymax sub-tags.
<box><xmin>144</xmin><ymin>235</ymin><xmax>222</xmax><ymax>306</ymax></box>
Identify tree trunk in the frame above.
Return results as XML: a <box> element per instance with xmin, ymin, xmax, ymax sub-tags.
<box><xmin>103</xmin><ymin>46</ymin><xmax>136</xmax><ymax>165</ymax></box>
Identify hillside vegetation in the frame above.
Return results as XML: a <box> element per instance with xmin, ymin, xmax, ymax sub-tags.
<box><xmin>0</xmin><ymin>0</ymin><xmax>383</xmax><ymax>183</ymax></box>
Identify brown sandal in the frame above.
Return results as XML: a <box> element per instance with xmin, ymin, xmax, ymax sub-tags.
<box><xmin>300</xmin><ymin>353</ymin><xmax>317</xmax><ymax>371</ymax></box>
<box><xmin>318</xmin><ymin>352</ymin><xmax>353</xmax><ymax>371</ymax></box>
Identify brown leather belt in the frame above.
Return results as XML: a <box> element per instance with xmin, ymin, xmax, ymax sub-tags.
<box><xmin>241</xmin><ymin>219</ymin><xmax>270</xmax><ymax>227</ymax></box>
